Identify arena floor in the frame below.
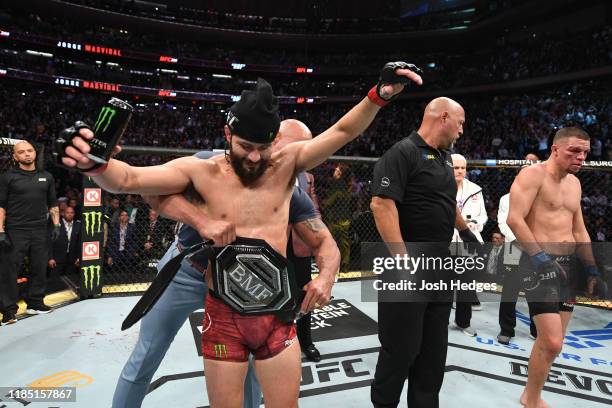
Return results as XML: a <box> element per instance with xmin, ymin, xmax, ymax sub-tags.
<box><xmin>1</xmin><ymin>280</ymin><xmax>611</xmax><ymax>407</ymax></box>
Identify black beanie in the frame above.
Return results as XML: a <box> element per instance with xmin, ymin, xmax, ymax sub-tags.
<box><xmin>226</xmin><ymin>78</ymin><xmax>281</xmax><ymax>144</ymax></box>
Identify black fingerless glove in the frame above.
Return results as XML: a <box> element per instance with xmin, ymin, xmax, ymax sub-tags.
<box><xmin>53</xmin><ymin>121</ymin><xmax>106</xmax><ymax>174</ymax></box>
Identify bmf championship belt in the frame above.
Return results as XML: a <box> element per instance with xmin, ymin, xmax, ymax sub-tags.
<box><xmin>122</xmin><ymin>237</ymin><xmax>300</xmax><ymax>330</ymax></box>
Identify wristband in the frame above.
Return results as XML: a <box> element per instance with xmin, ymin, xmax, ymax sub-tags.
<box><xmin>367</xmin><ymin>86</ymin><xmax>389</xmax><ymax>107</ymax></box>
<box><xmin>585</xmin><ymin>265</ymin><xmax>601</xmax><ymax>277</ymax></box>
<box><xmin>530</xmin><ymin>251</ymin><xmax>552</xmax><ymax>268</ymax></box>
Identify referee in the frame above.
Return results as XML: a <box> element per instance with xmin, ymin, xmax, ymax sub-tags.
<box><xmin>370</xmin><ymin>97</ymin><xmax>480</xmax><ymax>408</ymax></box>
<box><xmin>0</xmin><ymin>141</ymin><xmax>60</xmax><ymax>324</ymax></box>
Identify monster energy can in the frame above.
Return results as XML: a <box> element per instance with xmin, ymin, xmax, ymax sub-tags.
<box><xmin>87</xmin><ymin>98</ymin><xmax>133</xmax><ymax>164</ymax></box>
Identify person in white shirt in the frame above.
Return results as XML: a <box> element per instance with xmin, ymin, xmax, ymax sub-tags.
<box><xmin>496</xmin><ymin>152</ymin><xmax>539</xmax><ymax>345</ymax></box>
<box><xmin>451</xmin><ymin>154</ymin><xmax>487</xmax><ymax>337</ymax></box>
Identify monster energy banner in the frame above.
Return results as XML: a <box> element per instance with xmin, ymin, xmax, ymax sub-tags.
<box><xmin>79</xmin><ymin>176</ymin><xmax>104</xmax><ymax>297</ymax></box>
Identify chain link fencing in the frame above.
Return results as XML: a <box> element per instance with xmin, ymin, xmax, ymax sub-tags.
<box><xmin>1</xmin><ymin>139</ymin><xmax>610</xmax><ymax>308</ymax></box>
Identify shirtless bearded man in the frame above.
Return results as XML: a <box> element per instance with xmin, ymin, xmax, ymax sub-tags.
<box><xmin>57</xmin><ymin>63</ymin><xmax>422</xmax><ymax>407</ymax></box>
<box><xmin>507</xmin><ymin>127</ymin><xmax>607</xmax><ymax>408</ymax></box>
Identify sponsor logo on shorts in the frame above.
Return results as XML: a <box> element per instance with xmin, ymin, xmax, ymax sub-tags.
<box><xmin>285</xmin><ymin>337</ymin><xmax>297</xmax><ymax>347</ymax></box>
<box><xmin>214</xmin><ymin>344</ymin><xmax>228</xmax><ymax>358</ymax></box>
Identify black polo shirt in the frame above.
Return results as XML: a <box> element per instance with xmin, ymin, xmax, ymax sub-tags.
<box><xmin>0</xmin><ymin>168</ymin><xmax>57</xmax><ymax>230</ymax></box>
<box><xmin>372</xmin><ymin>131</ymin><xmax>457</xmax><ymax>242</ymax></box>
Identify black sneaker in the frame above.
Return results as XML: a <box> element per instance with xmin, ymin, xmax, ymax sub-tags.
<box><xmin>26</xmin><ymin>304</ymin><xmax>53</xmax><ymax>315</ymax></box>
<box><xmin>301</xmin><ymin>344</ymin><xmax>321</xmax><ymax>362</ymax></box>
<box><xmin>1</xmin><ymin>313</ymin><xmax>17</xmax><ymax>325</ymax></box>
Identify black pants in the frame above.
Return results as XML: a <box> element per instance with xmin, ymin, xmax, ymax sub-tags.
<box><xmin>0</xmin><ymin>228</ymin><xmax>49</xmax><ymax>314</ymax></box>
<box><xmin>499</xmin><ymin>265</ymin><xmax>537</xmax><ymax>337</ymax></box>
<box><xmin>288</xmin><ymin>250</ymin><xmax>314</xmax><ymax>347</ymax></box>
<box><xmin>454</xmin><ymin>269</ymin><xmax>479</xmax><ymax>328</ymax></box>
<box><xmin>47</xmin><ymin>259</ymin><xmax>78</xmax><ymax>293</ymax></box>
<box><xmin>371</xmin><ymin>301</ymin><xmax>452</xmax><ymax>408</ymax></box>
<box><xmin>455</xmin><ymin>290</ymin><xmax>476</xmax><ymax>328</ymax></box>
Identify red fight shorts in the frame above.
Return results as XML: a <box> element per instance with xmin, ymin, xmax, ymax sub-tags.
<box><xmin>201</xmin><ymin>293</ymin><xmax>297</xmax><ymax>362</ymax></box>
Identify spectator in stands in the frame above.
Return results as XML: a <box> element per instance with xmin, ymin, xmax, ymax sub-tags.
<box><xmin>139</xmin><ymin>209</ymin><xmax>173</xmax><ymax>261</ymax></box>
<box><xmin>48</xmin><ymin>206</ymin><xmax>81</xmax><ymax>287</ymax></box>
<box><xmin>451</xmin><ymin>153</ymin><xmax>487</xmax><ymax>337</ymax></box>
<box><xmin>57</xmin><ymin>198</ymin><xmax>69</xmax><ymax>217</ymax></box>
<box><xmin>322</xmin><ymin>164</ymin><xmax>354</xmax><ymax>272</ymax></box>
<box><xmin>106</xmin><ymin>210</ymin><xmax>139</xmax><ymax>273</ymax></box>
<box><xmin>68</xmin><ymin>198</ymin><xmax>81</xmax><ymax>219</ymax></box>
<box><xmin>482</xmin><ymin>230</ymin><xmax>506</xmax><ymax>286</ymax></box>
<box><xmin>481</xmin><ymin>206</ymin><xmax>499</xmax><ymax>243</ymax></box>
<box><xmin>105</xmin><ymin>196</ymin><xmax>121</xmax><ymax>225</ymax></box>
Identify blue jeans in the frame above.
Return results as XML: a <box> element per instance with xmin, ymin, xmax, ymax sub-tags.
<box><xmin>112</xmin><ymin>239</ymin><xmax>262</xmax><ymax>407</ymax></box>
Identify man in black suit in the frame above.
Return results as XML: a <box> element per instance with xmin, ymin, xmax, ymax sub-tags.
<box><xmin>139</xmin><ymin>209</ymin><xmax>173</xmax><ymax>261</ymax></box>
<box><xmin>48</xmin><ymin>206</ymin><xmax>81</xmax><ymax>288</ymax></box>
<box><xmin>106</xmin><ymin>210</ymin><xmax>139</xmax><ymax>274</ymax></box>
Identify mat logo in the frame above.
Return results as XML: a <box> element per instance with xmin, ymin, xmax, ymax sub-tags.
<box><xmin>94</xmin><ymin>106</ymin><xmax>116</xmax><ymax>134</ymax></box>
<box><xmin>564</xmin><ymin>322</ymin><xmax>612</xmax><ymax>349</ymax></box>
<box><xmin>476</xmin><ymin>336</ymin><xmax>523</xmax><ymax>351</ymax></box>
<box><xmin>83</xmin><ymin>211</ymin><xmax>103</xmax><ymax>236</ymax></box>
<box><xmin>510</xmin><ymin>361</ymin><xmax>612</xmax><ymax>399</ymax></box>
<box><xmin>214</xmin><ymin>344</ymin><xmax>228</xmax><ymax>358</ymax></box>
<box><xmin>81</xmin><ymin>265</ymin><xmax>101</xmax><ymax>290</ymax></box>
<box><xmin>301</xmin><ymin>357</ymin><xmax>372</xmax><ymax>386</ymax></box>
<box><xmin>82</xmin><ymin>241</ymin><xmax>100</xmax><ymax>260</ymax></box>
<box><xmin>84</xmin><ymin>188</ymin><xmax>101</xmax><ymax>206</ymax></box>
<box><xmin>28</xmin><ymin>370</ymin><xmax>94</xmax><ymax>388</ymax></box>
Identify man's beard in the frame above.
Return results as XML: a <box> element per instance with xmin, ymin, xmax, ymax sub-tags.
<box><xmin>228</xmin><ymin>147</ymin><xmax>269</xmax><ymax>186</ymax></box>
<box><xmin>17</xmin><ymin>158</ymin><xmax>34</xmax><ymax>166</ymax></box>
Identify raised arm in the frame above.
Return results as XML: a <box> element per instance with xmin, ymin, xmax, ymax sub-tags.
<box><xmin>506</xmin><ymin>166</ymin><xmax>544</xmax><ymax>255</ymax></box>
<box><xmin>92</xmin><ymin>157</ymin><xmax>195</xmax><ymax>195</ymax></box>
<box><xmin>59</xmin><ymin>127</ymin><xmax>197</xmax><ymax>195</ymax></box>
<box><xmin>293</xmin><ymin>66</ymin><xmax>422</xmax><ymax>172</ymax></box>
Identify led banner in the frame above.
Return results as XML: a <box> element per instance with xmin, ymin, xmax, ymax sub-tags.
<box><xmin>1</xmin><ymin>28</ymin><xmax>322</xmax><ymax>75</ymax></box>
<box><xmin>0</xmin><ymin>66</ymin><xmax>323</xmax><ymax>104</ymax></box>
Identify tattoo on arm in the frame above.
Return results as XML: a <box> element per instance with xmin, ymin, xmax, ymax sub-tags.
<box><xmin>302</xmin><ymin>217</ymin><xmax>325</xmax><ymax>233</ymax></box>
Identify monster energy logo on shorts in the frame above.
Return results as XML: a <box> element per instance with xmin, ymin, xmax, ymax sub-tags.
<box><xmin>83</xmin><ymin>211</ymin><xmax>103</xmax><ymax>236</ymax></box>
<box><xmin>94</xmin><ymin>106</ymin><xmax>117</xmax><ymax>133</ymax></box>
<box><xmin>214</xmin><ymin>344</ymin><xmax>228</xmax><ymax>358</ymax></box>
<box><xmin>81</xmin><ymin>265</ymin><xmax>101</xmax><ymax>290</ymax></box>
